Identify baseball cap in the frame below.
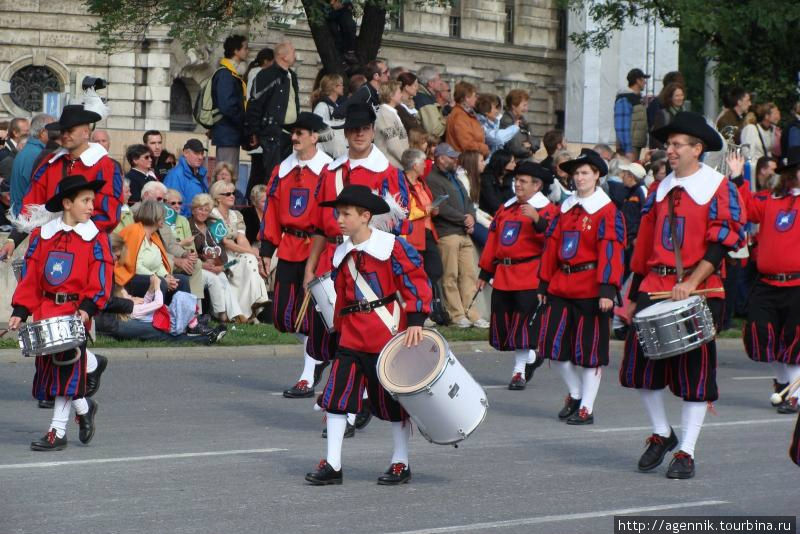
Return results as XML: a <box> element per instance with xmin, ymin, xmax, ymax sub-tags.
<box><xmin>627</xmin><ymin>68</ymin><xmax>651</xmax><ymax>85</ymax></box>
<box><xmin>183</xmin><ymin>138</ymin><xmax>206</xmax><ymax>153</ymax></box>
<box><xmin>434</xmin><ymin>143</ymin><xmax>460</xmax><ymax>158</ymax></box>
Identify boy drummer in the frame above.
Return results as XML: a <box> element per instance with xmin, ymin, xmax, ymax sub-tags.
<box><xmin>305</xmin><ymin>185</ymin><xmax>432</xmax><ymax>486</ymax></box>
<box><xmin>9</xmin><ymin>175</ymin><xmax>114</xmax><ymax>450</ymax></box>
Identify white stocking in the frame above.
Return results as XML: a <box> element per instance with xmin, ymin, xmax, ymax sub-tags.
<box><xmin>86</xmin><ymin>350</ymin><xmax>98</xmax><ymax>373</ymax></box>
<box><xmin>391</xmin><ymin>421</ymin><xmax>411</xmax><ymax>465</ymax></box>
<box><xmin>51</xmin><ymin>396</ymin><xmax>71</xmax><ymax>438</ymax></box>
<box><xmin>679</xmin><ymin>401</ymin><xmax>707</xmax><ymax>457</ymax></box>
<box><xmin>325</xmin><ymin>413</ymin><xmax>347</xmax><ymax>470</ymax></box>
<box><xmin>639</xmin><ymin>389</ymin><xmax>671</xmax><ymax>437</ymax></box>
<box><xmin>579</xmin><ymin>367</ymin><xmax>602</xmax><ymax>413</ymax></box>
<box><xmin>553</xmin><ymin>361</ymin><xmax>582</xmax><ymax>399</ymax></box>
<box><xmin>513</xmin><ymin>350</ymin><xmax>528</xmax><ymax>375</ymax></box>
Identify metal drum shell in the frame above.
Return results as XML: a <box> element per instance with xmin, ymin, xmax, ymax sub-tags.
<box><xmin>308</xmin><ymin>272</ymin><xmax>336</xmax><ymax>332</ymax></box>
<box><xmin>17</xmin><ymin>315</ymin><xmax>86</xmax><ymax>358</ymax></box>
<box><xmin>633</xmin><ymin>296</ymin><xmax>716</xmax><ymax>360</ymax></box>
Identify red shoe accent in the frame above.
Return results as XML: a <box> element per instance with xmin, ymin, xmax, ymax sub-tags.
<box><xmin>563</xmin><ymin>394</ymin><xmax>574</xmax><ymax>406</ymax></box>
<box><xmin>316</xmin><ymin>459</ymin><xmax>329</xmax><ymax>470</ymax></box>
<box><xmin>645</xmin><ymin>434</ymin><xmax>665</xmax><ymax>446</ymax></box>
<box><xmin>45</xmin><ymin>429</ymin><xmax>56</xmax><ymax>445</ymax></box>
<box><xmin>294</xmin><ymin>380</ymin><xmax>310</xmax><ymax>390</ymax></box>
<box><xmin>390</xmin><ymin>462</ymin><xmax>406</xmax><ymax>475</ymax></box>
<box><xmin>576</xmin><ymin>407</ymin><xmax>590</xmax><ymax>420</ymax></box>
<box><xmin>512</xmin><ymin>373</ymin><xmax>523</xmax><ymax>381</ymax></box>
<box><xmin>673</xmin><ymin>450</ymin><xmax>693</xmax><ymax>461</ymax></box>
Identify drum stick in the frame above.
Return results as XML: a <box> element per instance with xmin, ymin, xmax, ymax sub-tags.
<box><xmin>771</xmin><ymin>376</ymin><xmax>800</xmax><ymax>405</ymax></box>
<box><xmin>294</xmin><ymin>292</ymin><xmax>311</xmax><ymax>332</ymax></box>
<box><xmin>0</xmin><ymin>328</ymin><xmax>8</xmax><ymax>339</ymax></box>
<box><xmin>465</xmin><ymin>288</ymin><xmax>482</xmax><ymax>315</ymax></box>
<box><xmin>647</xmin><ymin>287</ymin><xmax>725</xmax><ymax>300</ymax></box>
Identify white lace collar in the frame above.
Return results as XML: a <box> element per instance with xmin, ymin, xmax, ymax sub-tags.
<box><xmin>656</xmin><ymin>163</ymin><xmax>724</xmax><ymax>206</ymax></box>
<box><xmin>278</xmin><ymin>149</ymin><xmax>332</xmax><ymax>178</ymax></box>
<box><xmin>48</xmin><ymin>142</ymin><xmax>108</xmax><ymax>167</ymax></box>
<box><xmin>40</xmin><ymin>217</ymin><xmax>99</xmax><ymax>241</ymax></box>
<box><xmin>328</xmin><ymin>145</ymin><xmax>390</xmax><ymax>172</ymax></box>
<box><xmin>504</xmin><ymin>191</ymin><xmax>551</xmax><ymax>210</ymax></box>
<box><xmin>332</xmin><ymin>229</ymin><xmax>395</xmax><ymax>268</ymax></box>
<box><xmin>560</xmin><ymin>188</ymin><xmax>611</xmax><ymax>214</ymax></box>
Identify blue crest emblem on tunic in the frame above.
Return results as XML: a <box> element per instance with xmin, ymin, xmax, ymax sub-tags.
<box><xmin>500</xmin><ymin>221</ymin><xmax>522</xmax><ymax>246</ymax></box>
<box><xmin>561</xmin><ymin>231</ymin><xmax>580</xmax><ymax>260</ymax></box>
<box><xmin>289</xmin><ymin>188</ymin><xmax>309</xmax><ymax>217</ymax></box>
<box><xmin>661</xmin><ymin>216</ymin><xmax>685</xmax><ymax>251</ymax></box>
<box><xmin>775</xmin><ymin>209</ymin><xmax>796</xmax><ymax>232</ymax></box>
<box><xmin>44</xmin><ymin>251</ymin><xmax>74</xmax><ymax>286</ymax></box>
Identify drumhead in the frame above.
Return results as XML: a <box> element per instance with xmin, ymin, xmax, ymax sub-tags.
<box><xmin>636</xmin><ymin>295</ymin><xmax>703</xmax><ymax>318</ymax></box>
<box><xmin>377</xmin><ymin>328</ymin><xmax>448</xmax><ymax>394</ymax></box>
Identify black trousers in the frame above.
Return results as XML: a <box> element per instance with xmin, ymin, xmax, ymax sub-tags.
<box><xmin>125</xmin><ymin>273</ymin><xmax>190</xmax><ymax>305</ymax></box>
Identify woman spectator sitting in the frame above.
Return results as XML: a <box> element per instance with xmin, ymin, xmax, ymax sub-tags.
<box><xmin>189</xmin><ymin>193</ymin><xmax>245</xmax><ymax>323</ymax></box>
<box><xmin>311</xmin><ymin>73</ymin><xmax>347</xmax><ymax>159</ymax></box>
<box><xmin>115</xmin><ymin>200</ymin><xmax>190</xmax><ymax>305</ymax></box>
<box><xmin>500</xmin><ymin>89</ymin><xmax>537</xmax><ymax>159</ymax></box>
<box><xmin>209</xmin><ymin>180</ymin><xmax>270</xmax><ymax>321</ymax></box>
<box><xmin>211</xmin><ymin>162</ymin><xmax>247</xmax><ymax>206</ymax></box>
<box><xmin>408</xmin><ymin>127</ymin><xmax>433</xmax><ymax>178</ymax></box>
<box><xmin>548</xmin><ymin>149</ymin><xmax>573</xmax><ymax>204</ymax></box>
<box><xmin>475</xmin><ymin>93</ymin><xmax>519</xmax><ymax>161</ymax></box>
<box><xmin>649</xmin><ymin>83</ymin><xmax>686</xmax><ymax>149</ymax></box>
<box><xmin>479</xmin><ymin>148</ymin><xmax>515</xmax><ymax>216</ymax></box>
<box><xmin>125</xmin><ymin>144</ymin><xmax>158</xmax><ymax>203</ymax></box>
<box><xmin>396</xmin><ymin>72</ymin><xmax>423</xmax><ymax>133</ymax></box>
<box><xmin>457</xmin><ymin>149</ymin><xmax>490</xmax><ymax>248</ymax></box>
<box><xmin>446</xmin><ymin>81</ymin><xmax>489</xmax><ymax>158</ymax></box>
<box><xmin>374</xmin><ymin>80</ymin><xmax>410</xmax><ymax>168</ymax></box>
<box><xmin>114</xmin><ymin>178</ymin><xmax>134</xmax><ymax>233</ymax></box>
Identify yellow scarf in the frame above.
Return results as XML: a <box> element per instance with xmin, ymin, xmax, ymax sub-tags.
<box><xmin>220</xmin><ymin>58</ymin><xmax>247</xmax><ymax>109</ymax></box>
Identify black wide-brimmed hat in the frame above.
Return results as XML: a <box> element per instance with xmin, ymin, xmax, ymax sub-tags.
<box><xmin>513</xmin><ymin>161</ymin><xmax>554</xmax><ymax>185</ymax></box>
<box><xmin>777</xmin><ymin>146</ymin><xmax>800</xmax><ymax>174</ymax></box>
<box><xmin>318</xmin><ymin>184</ymin><xmax>389</xmax><ymax>215</ymax></box>
<box><xmin>333</xmin><ymin>102</ymin><xmax>376</xmax><ymax>130</ymax></box>
<box><xmin>651</xmin><ymin>111</ymin><xmax>723</xmax><ymax>152</ymax></box>
<box><xmin>559</xmin><ymin>148</ymin><xmax>608</xmax><ymax>178</ymax></box>
<box><xmin>45</xmin><ymin>174</ymin><xmax>105</xmax><ymax>212</ymax></box>
<box><xmin>45</xmin><ymin>105</ymin><xmax>102</xmax><ymax>132</ymax></box>
<box><xmin>286</xmin><ymin>111</ymin><xmax>326</xmax><ymax>133</ymax></box>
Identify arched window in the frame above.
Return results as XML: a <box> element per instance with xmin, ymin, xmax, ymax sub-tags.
<box><xmin>170</xmin><ymin>78</ymin><xmax>195</xmax><ymax>132</ymax></box>
<box><xmin>9</xmin><ymin>65</ymin><xmax>62</xmax><ymax>113</ymax></box>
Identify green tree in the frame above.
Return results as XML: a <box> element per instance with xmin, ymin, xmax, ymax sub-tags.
<box><xmin>84</xmin><ymin>0</ymin><xmax>398</xmax><ymax>75</ymax></box>
<box><xmin>559</xmin><ymin>0</ymin><xmax>800</xmax><ymax>111</ymax></box>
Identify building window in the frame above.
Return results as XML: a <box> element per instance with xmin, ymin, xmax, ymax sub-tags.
<box><xmin>389</xmin><ymin>0</ymin><xmax>404</xmax><ymax>31</ymax></box>
<box><xmin>9</xmin><ymin>65</ymin><xmax>62</xmax><ymax>113</ymax></box>
<box><xmin>170</xmin><ymin>79</ymin><xmax>195</xmax><ymax>132</ymax></box>
<box><xmin>449</xmin><ymin>15</ymin><xmax>461</xmax><ymax>38</ymax></box>
<box><xmin>556</xmin><ymin>8</ymin><xmax>568</xmax><ymax>50</ymax></box>
<box><xmin>505</xmin><ymin>0</ymin><xmax>515</xmax><ymax>44</ymax></box>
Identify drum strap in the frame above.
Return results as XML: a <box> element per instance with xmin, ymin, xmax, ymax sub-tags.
<box><xmin>346</xmin><ymin>257</ymin><xmax>400</xmax><ymax>335</ymax></box>
<box><xmin>667</xmin><ymin>190</ymin><xmax>684</xmax><ymax>282</ymax></box>
<box><xmin>335</xmin><ymin>168</ymin><xmax>345</xmax><ymax>195</ymax></box>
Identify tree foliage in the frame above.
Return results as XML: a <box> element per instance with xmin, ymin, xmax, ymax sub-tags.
<box><xmin>559</xmin><ymin>0</ymin><xmax>800</xmax><ymax>110</ymax></box>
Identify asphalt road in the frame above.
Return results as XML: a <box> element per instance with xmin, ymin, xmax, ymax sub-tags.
<box><xmin>0</xmin><ymin>342</ymin><xmax>797</xmax><ymax>534</ymax></box>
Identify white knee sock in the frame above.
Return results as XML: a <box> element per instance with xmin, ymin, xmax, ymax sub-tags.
<box><xmin>51</xmin><ymin>396</ymin><xmax>71</xmax><ymax>438</ymax></box>
<box><xmin>774</xmin><ymin>361</ymin><xmax>790</xmax><ymax>384</ymax></box>
<box><xmin>325</xmin><ymin>413</ymin><xmax>347</xmax><ymax>470</ymax></box>
<box><xmin>784</xmin><ymin>364</ymin><xmax>800</xmax><ymax>399</ymax></box>
<box><xmin>391</xmin><ymin>421</ymin><xmax>411</xmax><ymax>465</ymax></box>
<box><xmin>298</xmin><ymin>354</ymin><xmax>317</xmax><ymax>385</ymax></box>
<box><xmin>639</xmin><ymin>389</ymin><xmax>671</xmax><ymax>437</ymax></box>
<box><xmin>679</xmin><ymin>401</ymin><xmax>707</xmax><ymax>457</ymax></box>
<box><xmin>72</xmin><ymin>397</ymin><xmax>89</xmax><ymax>416</ymax></box>
<box><xmin>347</xmin><ymin>413</ymin><xmax>356</xmax><ymax>425</ymax></box>
<box><xmin>527</xmin><ymin>349</ymin><xmax>537</xmax><ymax>365</ymax></box>
<box><xmin>513</xmin><ymin>350</ymin><xmax>528</xmax><ymax>375</ymax></box>
<box><xmin>554</xmin><ymin>361</ymin><xmax>582</xmax><ymax>399</ymax></box>
<box><xmin>86</xmin><ymin>350</ymin><xmax>98</xmax><ymax>373</ymax></box>
<box><xmin>580</xmin><ymin>367</ymin><xmax>602</xmax><ymax>414</ymax></box>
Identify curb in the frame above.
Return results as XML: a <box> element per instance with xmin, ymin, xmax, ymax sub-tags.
<box><xmin>0</xmin><ymin>338</ymin><xmax>745</xmax><ymax>364</ymax></box>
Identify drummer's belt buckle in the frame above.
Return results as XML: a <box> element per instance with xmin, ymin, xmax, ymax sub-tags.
<box><xmin>774</xmin><ymin>273</ymin><xmax>788</xmax><ymax>282</ymax></box>
<box><xmin>501</xmin><ymin>258</ymin><xmax>513</xmax><ymax>266</ymax></box>
<box><xmin>54</xmin><ymin>292</ymin><xmax>69</xmax><ymax>305</ymax></box>
<box><xmin>356</xmin><ymin>299</ymin><xmax>372</xmax><ymax>313</ymax></box>
<box><xmin>561</xmin><ymin>264</ymin><xmax>572</xmax><ymax>274</ymax></box>
<box><xmin>654</xmin><ymin>265</ymin><xmax>671</xmax><ymax>276</ymax></box>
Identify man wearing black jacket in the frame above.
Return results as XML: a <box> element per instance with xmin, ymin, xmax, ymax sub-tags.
<box><xmin>332</xmin><ymin>60</ymin><xmax>387</xmax><ymax>119</ymax></box>
<box><xmin>245</xmin><ymin>41</ymin><xmax>299</xmax><ymax>198</ymax></box>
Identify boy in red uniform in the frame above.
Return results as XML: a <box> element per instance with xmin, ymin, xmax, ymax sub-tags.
<box><xmin>305</xmin><ymin>185</ymin><xmax>431</xmax><ymax>486</ymax></box>
<box><xmin>9</xmin><ymin>175</ymin><xmax>114</xmax><ymax>450</ymax></box>
<box><xmin>620</xmin><ymin>112</ymin><xmax>745</xmax><ymax>479</ymax></box>
<box><xmin>739</xmin><ymin>147</ymin><xmax>800</xmax><ymax>414</ymax></box>
<box><xmin>538</xmin><ymin>149</ymin><xmax>626</xmax><ymax>425</ymax></box>
<box><xmin>477</xmin><ymin>161</ymin><xmax>558</xmax><ymax>390</ymax></box>
<box><xmin>258</xmin><ymin>113</ymin><xmax>333</xmax><ymax>399</ymax></box>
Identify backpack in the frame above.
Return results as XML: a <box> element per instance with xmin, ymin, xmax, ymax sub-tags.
<box><xmin>780</xmin><ymin>118</ymin><xmax>800</xmax><ymax>158</ymax></box>
<box><xmin>193</xmin><ymin>68</ymin><xmax>225</xmax><ymax>129</ymax></box>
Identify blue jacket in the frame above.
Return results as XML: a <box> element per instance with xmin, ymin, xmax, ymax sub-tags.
<box><xmin>9</xmin><ymin>137</ymin><xmax>45</xmax><ymax>216</ymax></box>
<box><xmin>163</xmin><ymin>157</ymin><xmax>208</xmax><ymax>217</ymax></box>
<box><xmin>211</xmin><ymin>67</ymin><xmax>246</xmax><ymax>147</ymax></box>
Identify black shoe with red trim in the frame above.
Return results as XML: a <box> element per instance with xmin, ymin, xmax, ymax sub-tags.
<box><xmin>77</xmin><ymin>399</ymin><xmax>98</xmax><ymax>444</ymax></box>
<box><xmin>637</xmin><ymin>428</ymin><xmax>678</xmax><ymax>472</ymax></box>
<box><xmin>557</xmin><ymin>395</ymin><xmax>581</xmax><ymax>420</ymax></box>
<box><xmin>305</xmin><ymin>459</ymin><xmax>343</xmax><ymax>485</ymax></box>
<box><xmin>777</xmin><ymin>397</ymin><xmax>799</xmax><ymax>414</ymax></box>
<box><xmin>666</xmin><ymin>450</ymin><xmax>695</xmax><ymax>479</ymax></box>
<box><xmin>86</xmin><ymin>354</ymin><xmax>108</xmax><ymax>398</ymax></box>
<box><xmin>508</xmin><ymin>373</ymin><xmax>526</xmax><ymax>390</ymax></box>
<box><xmin>30</xmin><ymin>429</ymin><xmax>67</xmax><ymax>451</ymax></box>
<box><xmin>565</xmin><ymin>407</ymin><xmax>594</xmax><ymax>425</ymax></box>
<box><xmin>377</xmin><ymin>462</ymin><xmax>411</xmax><ymax>485</ymax></box>
<box><xmin>283</xmin><ymin>380</ymin><xmax>314</xmax><ymax>398</ymax></box>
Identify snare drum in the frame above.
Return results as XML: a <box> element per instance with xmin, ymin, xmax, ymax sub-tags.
<box><xmin>377</xmin><ymin>329</ymin><xmax>488</xmax><ymax>445</ymax></box>
<box><xmin>18</xmin><ymin>315</ymin><xmax>86</xmax><ymax>363</ymax></box>
<box><xmin>308</xmin><ymin>272</ymin><xmax>336</xmax><ymax>332</ymax></box>
<box><xmin>633</xmin><ymin>296</ymin><xmax>715</xmax><ymax>360</ymax></box>
<box><xmin>12</xmin><ymin>258</ymin><xmax>24</xmax><ymax>281</ymax></box>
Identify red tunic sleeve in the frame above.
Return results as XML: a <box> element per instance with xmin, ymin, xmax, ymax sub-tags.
<box><xmin>390</xmin><ymin>237</ymin><xmax>432</xmax><ymax>325</ymax></box>
<box><xmin>538</xmin><ymin>213</ymin><xmax>562</xmax><ymax>288</ymax></box>
<box><xmin>478</xmin><ymin>210</ymin><xmax>502</xmax><ymax>277</ymax></box>
<box><xmin>93</xmin><ymin>157</ymin><xmax>123</xmax><ymax>232</ymax></box>
<box><xmin>80</xmin><ymin>233</ymin><xmax>115</xmax><ymax>316</ymax></box>
<box><xmin>707</xmin><ymin>179</ymin><xmax>746</xmax><ymax>250</ymax></box>
<box><xmin>258</xmin><ymin>167</ymin><xmax>283</xmax><ymax>253</ymax></box>
<box><xmin>630</xmin><ymin>192</ymin><xmax>657</xmax><ymax>276</ymax></box>
<box><xmin>11</xmin><ymin>229</ymin><xmax>44</xmax><ymax>320</ymax></box>
<box><xmin>596</xmin><ymin>205</ymin><xmax>626</xmax><ymax>294</ymax></box>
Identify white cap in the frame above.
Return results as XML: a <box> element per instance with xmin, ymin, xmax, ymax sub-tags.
<box><xmin>618</xmin><ymin>162</ymin><xmax>646</xmax><ymax>180</ymax></box>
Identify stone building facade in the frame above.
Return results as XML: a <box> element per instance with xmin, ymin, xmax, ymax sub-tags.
<box><xmin>0</xmin><ymin>0</ymin><xmax>567</xmax><ymax>152</ymax></box>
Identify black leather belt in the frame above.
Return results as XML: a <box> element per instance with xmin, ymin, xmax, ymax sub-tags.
<box><xmin>762</xmin><ymin>272</ymin><xmax>800</xmax><ymax>282</ymax></box>
<box><xmin>282</xmin><ymin>226</ymin><xmax>310</xmax><ymax>239</ymax></box>
<box><xmin>43</xmin><ymin>291</ymin><xmax>79</xmax><ymax>305</ymax></box>
<box><xmin>494</xmin><ymin>255</ymin><xmax>540</xmax><ymax>266</ymax></box>
<box><xmin>340</xmin><ymin>295</ymin><xmax>396</xmax><ymax>315</ymax></box>
<box><xmin>652</xmin><ymin>264</ymin><xmax>695</xmax><ymax>276</ymax></box>
<box><xmin>560</xmin><ymin>262</ymin><xmax>597</xmax><ymax>274</ymax></box>
<box><xmin>327</xmin><ymin>235</ymin><xmax>344</xmax><ymax>244</ymax></box>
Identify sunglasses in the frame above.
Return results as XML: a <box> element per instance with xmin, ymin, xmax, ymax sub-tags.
<box><xmin>169</xmin><ymin>201</ymin><xmax>183</xmax><ymax>206</ymax></box>
<box><xmin>218</xmin><ymin>192</ymin><xmax>235</xmax><ymax>197</ymax></box>
<box><xmin>154</xmin><ymin>197</ymin><xmax>164</xmax><ymax>202</ymax></box>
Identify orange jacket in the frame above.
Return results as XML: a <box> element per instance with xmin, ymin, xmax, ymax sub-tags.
<box><xmin>445</xmin><ymin>105</ymin><xmax>489</xmax><ymax>157</ymax></box>
<box><xmin>115</xmin><ymin>223</ymin><xmax>170</xmax><ymax>286</ymax></box>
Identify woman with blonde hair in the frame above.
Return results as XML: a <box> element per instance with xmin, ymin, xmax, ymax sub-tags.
<box><xmin>209</xmin><ymin>180</ymin><xmax>269</xmax><ymax>320</ymax></box>
<box><xmin>211</xmin><ymin>162</ymin><xmax>246</xmax><ymax>206</ymax></box>
<box><xmin>311</xmin><ymin>73</ymin><xmax>347</xmax><ymax>158</ymax></box>
<box><xmin>375</xmin><ymin>80</ymin><xmax>410</xmax><ymax>167</ymax></box>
